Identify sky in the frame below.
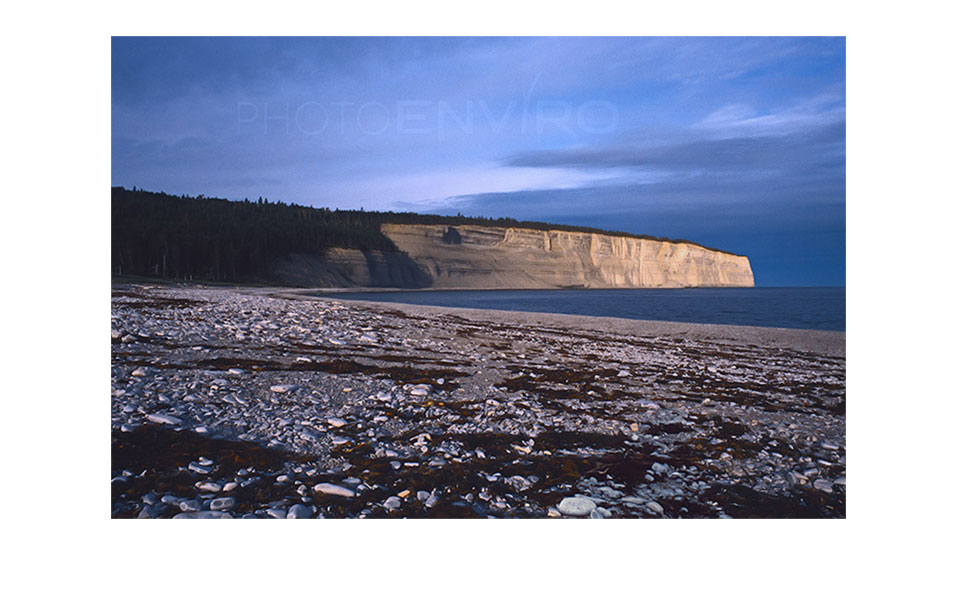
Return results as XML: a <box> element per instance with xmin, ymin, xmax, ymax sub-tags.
<box><xmin>112</xmin><ymin>37</ymin><xmax>845</xmax><ymax>286</ymax></box>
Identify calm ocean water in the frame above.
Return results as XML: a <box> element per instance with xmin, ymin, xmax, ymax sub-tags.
<box><xmin>323</xmin><ymin>287</ymin><xmax>846</xmax><ymax>332</ymax></box>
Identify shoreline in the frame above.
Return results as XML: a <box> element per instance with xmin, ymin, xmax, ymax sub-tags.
<box><xmin>111</xmin><ymin>285</ymin><xmax>846</xmax><ymax>519</ymax></box>
<box><xmin>114</xmin><ymin>280</ymin><xmax>843</xmax><ymax>334</ymax></box>
<box><xmin>280</xmin><ymin>291</ymin><xmax>845</xmax><ymax>357</ymax></box>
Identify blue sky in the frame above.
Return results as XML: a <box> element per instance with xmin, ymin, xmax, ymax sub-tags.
<box><xmin>112</xmin><ymin>37</ymin><xmax>845</xmax><ymax>286</ymax></box>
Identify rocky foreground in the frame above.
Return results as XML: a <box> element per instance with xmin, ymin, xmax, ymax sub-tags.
<box><xmin>111</xmin><ymin>285</ymin><xmax>845</xmax><ymax>519</ymax></box>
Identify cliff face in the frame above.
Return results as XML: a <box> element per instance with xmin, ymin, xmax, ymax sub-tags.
<box><xmin>271</xmin><ymin>223</ymin><xmax>753</xmax><ymax>288</ymax></box>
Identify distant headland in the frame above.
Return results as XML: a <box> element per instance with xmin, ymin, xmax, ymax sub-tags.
<box><xmin>111</xmin><ymin>187</ymin><xmax>754</xmax><ymax>289</ymax></box>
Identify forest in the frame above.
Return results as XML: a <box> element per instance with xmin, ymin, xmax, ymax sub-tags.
<box><xmin>112</xmin><ymin>186</ymin><xmax>726</xmax><ymax>283</ymax></box>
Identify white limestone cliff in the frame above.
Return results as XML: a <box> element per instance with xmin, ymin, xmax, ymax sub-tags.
<box><xmin>271</xmin><ymin>223</ymin><xmax>754</xmax><ymax>288</ymax></box>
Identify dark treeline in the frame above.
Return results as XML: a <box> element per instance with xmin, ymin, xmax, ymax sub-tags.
<box><xmin>112</xmin><ymin>187</ymin><xmax>397</xmax><ymax>282</ymax></box>
<box><xmin>112</xmin><ymin>186</ymin><xmax>733</xmax><ymax>282</ymax></box>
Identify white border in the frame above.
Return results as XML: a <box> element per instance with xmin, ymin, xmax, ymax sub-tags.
<box><xmin>7</xmin><ymin>0</ymin><xmax>954</xmax><ymax>587</ymax></box>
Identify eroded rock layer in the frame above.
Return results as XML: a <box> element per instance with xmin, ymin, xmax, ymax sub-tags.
<box><xmin>381</xmin><ymin>224</ymin><xmax>754</xmax><ymax>289</ymax></box>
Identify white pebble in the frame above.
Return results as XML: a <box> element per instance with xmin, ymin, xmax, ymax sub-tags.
<box><xmin>313</xmin><ymin>483</ymin><xmax>356</xmax><ymax>498</ymax></box>
<box><xmin>146</xmin><ymin>413</ymin><xmax>182</xmax><ymax>426</ymax></box>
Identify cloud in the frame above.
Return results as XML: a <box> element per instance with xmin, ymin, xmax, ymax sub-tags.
<box><xmin>504</xmin><ymin>122</ymin><xmax>844</xmax><ymax>178</ymax></box>
<box><xmin>696</xmin><ymin>93</ymin><xmax>845</xmax><ymax>137</ymax></box>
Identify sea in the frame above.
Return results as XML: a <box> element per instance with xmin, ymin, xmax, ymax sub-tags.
<box><xmin>322</xmin><ymin>287</ymin><xmax>846</xmax><ymax>332</ymax></box>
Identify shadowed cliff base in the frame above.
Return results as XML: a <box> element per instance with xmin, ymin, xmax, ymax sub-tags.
<box><xmin>270</xmin><ymin>251</ymin><xmax>434</xmax><ymax>288</ymax></box>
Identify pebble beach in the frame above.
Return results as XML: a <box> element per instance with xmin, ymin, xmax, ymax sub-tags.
<box><xmin>111</xmin><ymin>284</ymin><xmax>846</xmax><ymax>519</ymax></box>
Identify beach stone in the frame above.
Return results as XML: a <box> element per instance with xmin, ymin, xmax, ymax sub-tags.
<box><xmin>173</xmin><ymin>510</ymin><xmax>232</xmax><ymax>519</ymax></box>
<box><xmin>813</xmin><ymin>479</ymin><xmax>834</xmax><ymax>493</ymax></box>
<box><xmin>188</xmin><ymin>461</ymin><xmax>214</xmax><ymax>474</ymax></box>
<box><xmin>178</xmin><ymin>499</ymin><xmax>201</xmax><ymax>512</ymax></box>
<box><xmin>287</xmin><ymin>504</ymin><xmax>315</xmax><ymax>519</ymax></box>
<box><xmin>599</xmin><ymin>486</ymin><xmax>624</xmax><ymax>499</ymax></box>
<box><xmin>557</xmin><ymin>497</ymin><xmax>597</xmax><ymax>517</ymax></box>
<box><xmin>227</xmin><ymin>368</ymin><xmax>244</xmax><ymax>375</ymax></box>
<box><xmin>210</xmin><ymin>497</ymin><xmax>235</xmax><ymax>511</ymax></box>
<box><xmin>652</xmin><ymin>462</ymin><xmax>669</xmax><ymax>474</ymax></box>
<box><xmin>266</xmin><ymin>508</ymin><xmax>287</xmax><ymax>519</ymax></box>
<box><xmin>223</xmin><ymin>482</ymin><xmax>238</xmax><ymax>493</ymax></box>
<box><xmin>646</xmin><ymin>501</ymin><xmax>665</xmax><ymax>515</ymax></box>
<box><xmin>270</xmin><ymin>384</ymin><xmax>295</xmax><ymax>394</ymax></box>
<box><xmin>131</xmin><ymin>368</ymin><xmax>147</xmax><ymax>377</ymax></box>
<box><xmin>146</xmin><ymin>413</ymin><xmax>182</xmax><ymax>426</ymax></box>
<box><xmin>383</xmin><ymin>496</ymin><xmax>402</xmax><ymax>511</ymax></box>
<box><xmin>327</xmin><ymin>417</ymin><xmax>347</xmax><ymax>428</ymax></box>
<box><xmin>196</xmin><ymin>481</ymin><xmax>222</xmax><ymax>493</ymax></box>
<box><xmin>313</xmin><ymin>483</ymin><xmax>356</xmax><ymax>498</ymax></box>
